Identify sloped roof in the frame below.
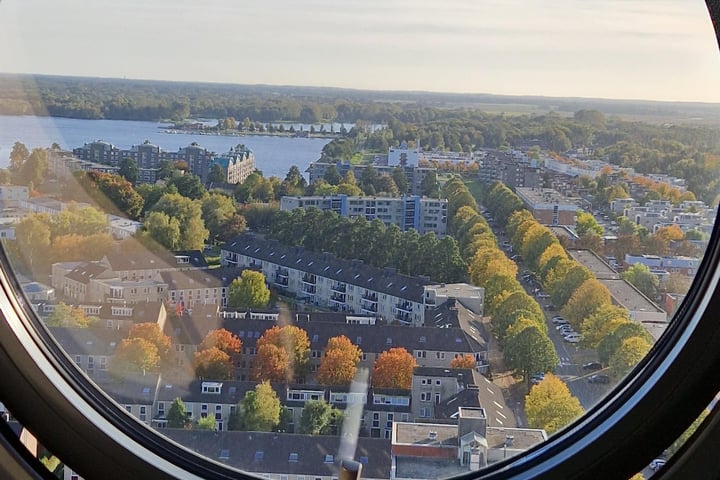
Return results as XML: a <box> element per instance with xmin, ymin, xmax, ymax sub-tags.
<box><xmin>162</xmin><ymin>429</ymin><xmax>391</xmax><ymax>479</ymax></box>
<box><xmin>48</xmin><ymin>327</ymin><xmax>124</xmax><ymax>356</ymax></box>
<box><xmin>223</xmin><ymin>234</ymin><xmax>428</xmax><ymax>301</ymax></box>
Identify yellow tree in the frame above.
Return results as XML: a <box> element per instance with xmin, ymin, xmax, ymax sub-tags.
<box><xmin>317</xmin><ymin>335</ymin><xmax>362</xmax><ymax>386</ymax></box>
<box><xmin>580</xmin><ymin>304</ymin><xmax>631</xmax><ymax>349</ymax></box>
<box><xmin>111</xmin><ymin>338</ymin><xmax>160</xmax><ymax>375</ymax></box>
<box><xmin>562</xmin><ymin>278</ymin><xmax>612</xmax><ymax>329</ymax></box>
<box><xmin>525</xmin><ymin>373</ymin><xmax>584</xmax><ymax>435</ymax></box>
<box><xmin>609</xmin><ymin>336</ymin><xmax>652</xmax><ymax>377</ymax></box>
<box><xmin>372</xmin><ymin>347</ymin><xmax>416</xmax><ymax>389</ymax></box>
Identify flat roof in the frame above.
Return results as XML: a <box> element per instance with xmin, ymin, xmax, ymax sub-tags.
<box><xmin>602</xmin><ymin>278</ymin><xmax>666</xmax><ymax>316</ymax></box>
<box><xmin>567</xmin><ymin>249</ymin><xmax>620</xmax><ymax>280</ymax></box>
<box><xmin>393</xmin><ymin>422</ymin><xmax>458</xmax><ymax>446</ymax></box>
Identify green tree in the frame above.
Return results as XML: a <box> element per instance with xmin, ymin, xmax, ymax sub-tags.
<box><xmin>576</xmin><ymin>211</ymin><xmax>604</xmax><ymax>237</ymax></box>
<box><xmin>525</xmin><ymin>373</ymin><xmax>584</xmax><ymax>435</ymax></box>
<box><xmin>168</xmin><ymin>174</ymin><xmax>207</xmax><ymax>200</ymax></box>
<box><xmin>580</xmin><ymin>304</ymin><xmax>631</xmax><ymax>350</ymax></box>
<box><xmin>503</xmin><ymin>325</ymin><xmax>558</xmax><ymax>382</ymax></box>
<box><xmin>392</xmin><ymin>166</ymin><xmax>410</xmax><ymax>194</ymax></box>
<box><xmin>118</xmin><ymin>157</ymin><xmax>139</xmax><ymax>184</ymax></box>
<box><xmin>622</xmin><ymin>264</ymin><xmax>659</xmax><ymax>300</ymax></box>
<box><xmin>143</xmin><ymin>211</ymin><xmax>181</xmax><ymax>250</ymax></box>
<box><xmin>20</xmin><ymin>148</ymin><xmax>49</xmax><ymax>188</ymax></box>
<box><xmin>46</xmin><ymin>302</ymin><xmax>98</xmax><ymax>328</ymax></box>
<box><xmin>242</xmin><ymin>381</ymin><xmax>281</xmax><ymax>431</ymax></box>
<box><xmin>420</xmin><ymin>170</ymin><xmax>440</xmax><ymax>198</ymax></box>
<box><xmin>201</xmin><ymin>193</ymin><xmax>237</xmax><ymax>243</ymax></box>
<box><xmin>299</xmin><ymin>399</ymin><xmax>333</xmax><ymax>435</ymax></box>
<box><xmin>227</xmin><ymin>270</ymin><xmax>271</xmax><ymax>309</ymax></box>
<box><xmin>207</xmin><ymin>163</ymin><xmax>227</xmax><ymax>186</ymax></box>
<box><xmin>150</xmin><ymin>192</ymin><xmax>208</xmax><ymax>250</ymax></box>
<box><xmin>166</xmin><ymin>398</ymin><xmax>189</xmax><ymax>428</ymax></box>
<box><xmin>197</xmin><ymin>415</ymin><xmax>216</xmax><ymax>430</ymax></box>
<box><xmin>14</xmin><ymin>214</ymin><xmax>51</xmax><ymax>271</ymax></box>
<box><xmin>9</xmin><ymin>141</ymin><xmax>29</xmax><ymax>179</ymax></box>
<box><xmin>323</xmin><ymin>164</ymin><xmax>342</xmax><ymax>185</ymax></box>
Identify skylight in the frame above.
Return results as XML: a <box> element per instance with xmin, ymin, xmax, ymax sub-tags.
<box><xmin>289</xmin><ymin>453</ymin><xmax>299</xmax><ymax>462</ymax></box>
<box><xmin>254</xmin><ymin>451</ymin><xmax>264</xmax><ymax>461</ymax></box>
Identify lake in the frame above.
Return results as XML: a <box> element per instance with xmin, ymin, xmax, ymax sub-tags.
<box><xmin>0</xmin><ymin>116</ymin><xmax>332</xmax><ymax>179</ymax></box>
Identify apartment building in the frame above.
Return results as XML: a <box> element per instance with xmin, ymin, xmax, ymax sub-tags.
<box><xmin>221</xmin><ymin>234</ymin><xmax>432</xmax><ymax>325</ymax></box>
<box><xmin>305</xmin><ymin>162</ymin><xmax>437</xmax><ymax>196</ymax></box>
<box><xmin>280</xmin><ymin>195</ymin><xmax>448</xmax><ymax>236</ymax></box>
<box><xmin>514</xmin><ymin>187</ymin><xmax>579</xmax><ymax>227</ymax></box>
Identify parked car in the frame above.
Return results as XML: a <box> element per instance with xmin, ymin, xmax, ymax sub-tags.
<box><xmin>588</xmin><ymin>374</ymin><xmax>610</xmax><ymax>384</ymax></box>
<box><xmin>552</xmin><ymin>317</ymin><xmax>568</xmax><ymax>325</ymax></box>
<box><xmin>563</xmin><ymin>333</ymin><xmax>582</xmax><ymax>343</ymax></box>
<box><xmin>530</xmin><ymin>373</ymin><xmax>545</xmax><ymax>385</ymax></box>
<box><xmin>544</xmin><ymin>304</ymin><xmax>556</xmax><ymax>311</ymax></box>
<box><xmin>537</xmin><ymin>292</ymin><xmax>551</xmax><ymax>299</ymax></box>
<box><xmin>582</xmin><ymin>362</ymin><xmax>603</xmax><ymax>371</ymax></box>
<box><xmin>649</xmin><ymin>458</ymin><xmax>666</xmax><ymax>472</ymax></box>
<box><xmin>557</xmin><ymin>324</ymin><xmax>573</xmax><ymax>331</ymax></box>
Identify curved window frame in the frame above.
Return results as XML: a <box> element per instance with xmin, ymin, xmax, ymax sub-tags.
<box><xmin>2</xmin><ymin>3</ymin><xmax>720</xmax><ymax>479</ymax></box>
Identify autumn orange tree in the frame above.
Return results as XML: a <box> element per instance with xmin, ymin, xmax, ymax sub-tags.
<box><xmin>450</xmin><ymin>354</ymin><xmax>476</xmax><ymax>369</ymax></box>
<box><xmin>128</xmin><ymin>323</ymin><xmax>172</xmax><ymax>365</ymax></box>
<box><xmin>253</xmin><ymin>325</ymin><xmax>310</xmax><ymax>382</ymax></box>
<box><xmin>317</xmin><ymin>335</ymin><xmax>362</xmax><ymax>386</ymax></box>
<box><xmin>200</xmin><ymin>328</ymin><xmax>242</xmax><ymax>356</ymax></box>
<box><xmin>193</xmin><ymin>347</ymin><xmax>233</xmax><ymax>380</ymax></box>
<box><xmin>372</xmin><ymin>347</ymin><xmax>416</xmax><ymax>389</ymax></box>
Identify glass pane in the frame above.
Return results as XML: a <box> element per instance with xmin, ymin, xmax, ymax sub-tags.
<box><xmin>1</xmin><ymin>1</ymin><xmax>719</xmax><ymax>478</ymax></box>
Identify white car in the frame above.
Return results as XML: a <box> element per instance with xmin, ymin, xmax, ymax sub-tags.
<box><xmin>563</xmin><ymin>333</ymin><xmax>581</xmax><ymax>343</ymax></box>
<box><xmin>552</xmin><ymin>317</ymin><xmax>568</xmax><ymax>325</ymax></box>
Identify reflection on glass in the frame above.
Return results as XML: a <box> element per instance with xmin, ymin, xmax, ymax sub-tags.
<box><xmin>1</xmin><ymin>1</ymin><xmax>720</xmax><ymax>479</ymax></box>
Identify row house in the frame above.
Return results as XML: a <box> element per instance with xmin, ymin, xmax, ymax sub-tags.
<box><xmin>221</xmin><ymin>234</ymin><xmax>430</xmax><ymax>326</ymax></box>
<box><xmin>625</xmin><ymin>254</ymin><xmax>700</xmax><ymax>277</ymax></box>
<box><xmin>99</xmin><ymin>250</ymin><xmax>208</xmax><ymax>281</ymax></box>
<box><xmin>163</xmin><ymin>429</ymin><xmax>392</xmax><ymax>480</ymax></box>
<box><xmin>37</xmin><ymin>301</ymin><xmax>166</xmax><ymax>332</ymax></box>
<box><xmin>48</xmin><ymin>327</ymin><xmax>124</xmax><ymax>380</ymax></box>
<box><xmin>280</xmin><ymin>195</ymin><xmax>448</xmax><ymax>236</ymax></box>
<box><xmin>160</xmin><ymin>266</ymin><xmax>238</xmax><ymax>310</ymax></box>
<box><xmin>217</xmin><ymin>317</ymin><xmax>482</xmax><ymax>382</ymax></box>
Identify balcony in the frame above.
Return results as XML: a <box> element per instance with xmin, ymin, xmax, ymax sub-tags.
<box><xmin>395</xmin><ymin>302</ymin><xmax>413</xmax><ymax>313</ymax></box>
<box><xmin>274</xmin><ymin>275</ymin><xmax>289</xmax><ymax>287</ymax></box>
<box><xmin>302</xmin><ymin>274</ymin><xmax>317</xmax><ymax>285</ymax></box>
<box><xmin>330</xmin><ymin>293</ymin><xmax>346</xmax><ymax>304</ymax></box>
<box><xmin>302</xmin><ymin>284</ymin><xmax>316</xmax><ymax>295</ymax></box>
<box><xmin>276</xmin><ymin>267</ymin><xmax>289</xmax><ymax>278</ymax></box>
<box><xmin>330</xmin><ymin>283</ymin><xmax>347</xmax><ymax>293</ymax></box>
<box><xmin>362</xmin><ymin>293</ymin><xmax>377</xmax><ymax>303</ymax></box>
<box><xmin>395</xmin><ymin>311</ymin><xmax>412</xmax><ymax>324</ymax></box>
<box><xmin>360</xmin><ymin>303</ymin><xmax>378</xmax><ymax>313</ymax></box>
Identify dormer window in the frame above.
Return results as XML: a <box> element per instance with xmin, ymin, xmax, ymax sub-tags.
<box><xmin>201</xmin><ymin>381</ymin><xmax>223</xmax><ymax>394</ymax></box>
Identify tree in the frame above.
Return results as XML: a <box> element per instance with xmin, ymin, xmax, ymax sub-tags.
<box><xmin>450</xmin><ymin>354</ymin><xmax>476</xmax><ymax>369</ymax></box>
<box><xmin>201</xmin><ymin>193</ymin><xmax>237</xmax><ymax>243</ymax></box>
<box><xmin>150</xmin><ymin>193</ymin><xmax>208</xmax><ymax>250</ymax></box>
<box><xmin>128</xmin><ymin>323</ymin><xmax>172</xmax><ymax>365</ymax></box>
<box><xmin>576</xmin><ymin>211</ymin><xmax>604</xmax><ymax>237</ymax></box>
<box><xmin>254</xmin><ymin>325</ymin><xmax>310</xmax><ymax>382</ymax></box>
<box><xmin>46</xmin><ymin>302</ymin><xmax>98</xmax><ymax>328</ymax></box>
<box><xmin>196</xmin><ymin>415</ymin><xmax>216</xmax><ymax>430</ymax></box>
<box><xmin>207</xmin><ymin>163</ymin><xmax>227</xmax><ymax>186</ymax></box>
<box><xmin>118</xmin><ymin>157</ymin><xmax>139</xmax><ymax>184</ymax></box>
<box><xmin>20</xmin><ymin>148</ymin><xmax>49</xmax><ymax>188</ymax></box>
<box><xmin>227</xmin><ymin>270</ymin><xmax>271</xmax><ymax>309</ymax></box>
<box><xmin>372</xmin><ymin>347</ymin><xmax>416</xmax><ymax>389</ymax></box>
<box><xmin>14</xmin><ymin>214</ymin><xmax>51</xmax><ymax>271</ymax></box>
<box><xmin>299</xmin><ymin>399</ymin><xmax>333</xmax><ymax>435</ymax></box>
<box><xmin>242</xmin><ymin>381</ymin><xmax>281</xmax><ymax>431</ymax></box>
<box><xmin>317</xmin><ymin>335</ymin><xmax>362</xmax><ymax>386</ymax></box>
<box><xmin>525</xmin><ymin>374</ymin><xmax>584</xmax><ymax>435</ymax></box>
<box><xmin>143</xmin><ymin>211</ymin><xmax>181</xmax><ymax>250</ymax></box>
<box><xmin>609</xmin><ymin>336</ymin><xmax>652</xmax><ymax>377</ymax></box>
<box><xmin>623</xmin><ymin>264</ymin><xmax>659</xmax><ymax>299</ymax></box>
<box><xmin>199</xmin><ymin>329</ymin><xmax>242</xmax><ymax>356</ymax></box>
<box><xmin>77</xmin><ymin>171</ymin><xmax>144</xmax><ymax>219</ymax></box>
<box><xmin>561</xmin><ymin>278</ymin><xmax>612</xmax><ymax>329</ymax></box>
<box><xmin>392</xmin><ymin>166</ymin><xmax>410</xmax><ymax>194</ymax></box>
<box><xmin>111</xmin><ymin>338</ymin><xmax>160</xmax><ymax>375</ymax></box>
<box><xmin>9</xmin><ymin>141</ymin><xmax>29</xmax><ymax>178</ymax></box>
<box><xmin>168</xmin><ymin>174</ymin><xmax>207</xmax><ymax>200</ymax></box>
<box><xmin>580</xmin><ymin>304</ymin><xmax>631</xmax><ymax>350</ymax></box>
<box><xmin>323</xmin><ymin>164</ymin><xmax>342</xmax><ymax>185</ymax></box>
<box><xmin>193</xmin><ymin>347</ymin><xmax>233</xmax><ymax>380</ymax></box>
<box><xmin>503</xmin><ymin>325</ymin><xmax>558</xmax><ymax>382</ymax></box>
<box><xmin>166</xmin><ymin>398</ymin><xmax>189</xmax><ymax>428</ymax></box>
<box><xmin>420</xmin><ymin>170</ymin><xmax>440</xmax><ymax>198</ymax></box>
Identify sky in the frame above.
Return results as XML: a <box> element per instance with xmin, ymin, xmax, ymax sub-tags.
<box><xmin>1</xmin><ymin>0</ymin><xmax>720</xmax><ymax>103</ymax></box>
